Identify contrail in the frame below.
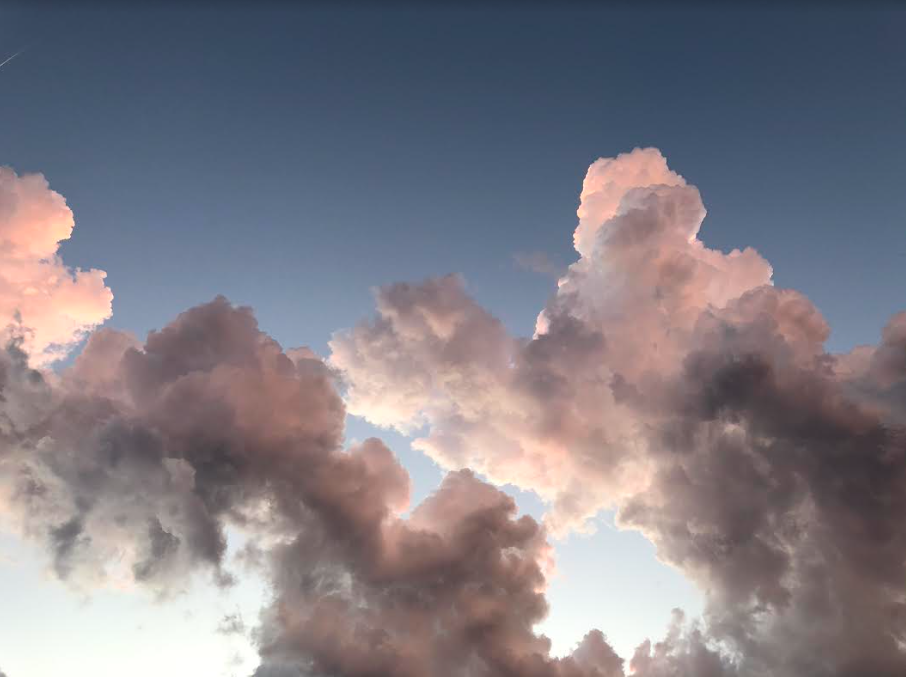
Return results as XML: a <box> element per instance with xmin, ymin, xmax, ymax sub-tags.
<box><xmin>0</xmin><ymin>49</ymin><xmax>24</xmax><ymax>71</ymax></box>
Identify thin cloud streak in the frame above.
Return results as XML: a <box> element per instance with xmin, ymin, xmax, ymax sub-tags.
<box><xmin>0</xmin><ymin>49</ymin><xmax>24</xmax><ymax>71</ymax></box>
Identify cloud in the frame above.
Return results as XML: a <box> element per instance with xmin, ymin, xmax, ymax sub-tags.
<box><xmin>331</xmin><ymin>148</ymin><xmax>774</xmax><ymax>533</ymax></box>
<box><xmin>0</xmin><ymin>296</ymin><xmax>348</xmax><ymax>590</ymax></box>
<box><xmin>330</xmin><ymin>147</ymin><xmax>906</xmax><ymax>675</ymax></box>
<box><xmin>629</xmin><ymin>610</ymin><xmax>733</xmax><ymax>677</ymax></box>
<box><xmin>0</xmin><ymin>295</ymin><xmax>638</xmax><ymax>676</ymax></box>
<box><xmin>218</xmin><ymin>612</ymin><xmax>248</xmax><ymax>636</ymax></box>
<box><xmin>4</xmin><ymin>148</ymin><xmax>904</xmax><ymax>676</ymax></box>
<box><xmin>0</xmin><ymin>167</ymin><xmax>113</xmax><ymax>364</ymax></box>
<box><xmin>514</xmin><ymin>251</ymin><xmax>565</xmax><ymax>278</ymax></box>
<box><xmin>254</xmin><ymin>468</ymin><xmax>631</xmax><ymax>677</ymax></box>
<box><xmin>573</xmin><ymin>147</ymin><xmax>686</xmax><ymax>258</ymax></box>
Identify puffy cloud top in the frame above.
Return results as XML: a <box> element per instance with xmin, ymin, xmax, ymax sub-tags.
<box><xmin>0</xmin><ymin>168</ymin><xmax>112</xmax><ymax>364</ymax></box>
<box><xmin>332</xmin><ymin>148</ymin><xmax>774</xmax><ymax>532</ymax></box>
<box><xmin>0</xmin><ymin>297</ymin><xmax>635</xmax><ymax>677</ymax></box>
<box><xmin>331</xmin><ymin>148</ymin><xmax>906</xmax><ymax>676</ymax></box>
<box><xmin>5</xmin><ymin>149</ymin><xmax>906</xmax><ymax>677</ymax></box>
<box><xmin>575</xmin><ymin>147</ymin><xmax>687</xmax><ymax>256</ymax></box>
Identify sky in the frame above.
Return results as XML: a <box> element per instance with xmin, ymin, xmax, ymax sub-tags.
<box><xmin>1</xmin><ymin>4</ymin><xmax>905</xmax><ymax>677</ymax></box>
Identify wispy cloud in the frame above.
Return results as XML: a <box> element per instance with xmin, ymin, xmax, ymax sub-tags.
<box><xmin>0</xmin><ymin>49</ymin><xmax>24</xmax><ymax>71</ymax></box>
<box><xmin>513</xmin><ymin>250</ymin><xmax>566</xmax><ymax>278</ymax></box>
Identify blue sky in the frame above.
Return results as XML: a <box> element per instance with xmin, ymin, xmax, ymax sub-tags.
<box><xmin>1</xmin><ymin>4</ymin><xmax>905</xmax><ymax>676</ymax></box>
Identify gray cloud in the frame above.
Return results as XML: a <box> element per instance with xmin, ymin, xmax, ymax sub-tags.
<box><xmin>0</xmin><ymin>296</ymin><xmax>348</xmax><ymax>591</ymax></box>
<box><xmin>218</xmin><ymin>612</ymin><xmax>248</xmax><ymax>636</ymax></box>
<box><xmin>253</xmin><ymin>468</ymin><xmax>625</xmax><ymax>677</ymax></box>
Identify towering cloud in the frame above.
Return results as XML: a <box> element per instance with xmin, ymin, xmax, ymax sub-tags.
<box><xmin>331</xmin><ymin>148</ymin><xmax>774</xmax><ymax>533</ymax></box>
<box><xmin>331</xmin><ymin>148</ymin><xmax>906</xmax><ymax>676</ymax></box>
<box><xmin>0</xmin><ymin>168</ymin><xmax>113</xmax><ymax>364</ymax></box>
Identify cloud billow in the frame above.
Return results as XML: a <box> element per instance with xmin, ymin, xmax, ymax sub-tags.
<box><xmin>0</xmin><ymin>294</ymin><xmax>628</xmax><ymax>677</ymax></box>
<box><xmin>331</xmin><ymin>148</ymin><xmax>906</xmax><ymax>676</ymax></box>
<box><xmin>0</xmin><ymin>167</ymin><xmax>112</xmax><ymax>365</ymax></box>
<box><xmin>4</xmin><ymin>150</ymin><xmax>905</xmax><ymax>676</ymax></box>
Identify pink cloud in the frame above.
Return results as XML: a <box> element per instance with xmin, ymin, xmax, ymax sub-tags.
<box><xmin>0</xmin><ymin>167</ymin><xmax>112</xmax><ymax>364</ymax></box>
<box><xmin>331</xmin><ymin>148</ymin><xmax>906</xmax><ymax>676</ymax></box>
<box><xmin>331</xmin><ymin>148</ymin><xmax>774</xmax><ymax>533</ymax></box>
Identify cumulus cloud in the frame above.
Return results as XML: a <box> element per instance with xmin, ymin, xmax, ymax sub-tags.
<box><xmin>0</xmin><ymin>295</ymin><xmax>634</xmax><ymax>676</ymax></box>
<box><xmin>573</xmin><ymin>147</ymin><xmax>687</xmax><ymax>258</ymax></box>
<box><xmin>254</xmin><ymin>468</ymin><xmax>631</xmax><ymax>677</ymax></box>
<box><xmin>629</xmin><ymin>610</ymin><xmax>734</xmax><ymax>677</ymax></box>
<box><xmin>0</xmin><ymin>167</ymin><xmax>113</xmax><ymax>364</ymax></box>
<box><xmin>5</xmin><ymin>149</ymin><xmax>905</xmax><ymax>676</ymax></box>
<box><xmin>0</xmin><ymin>296</ymin><xmax>350</xmax><ymax>590</ymax></box>
<box><xmin>330</xmin><ymin>148</ymin><xmax>906</xmax><ymax>675</ymax></box>
<box><xmin>331</xmin><ymin>148</ymin><xmax>773</xmax><ymax>532</ymax></box>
